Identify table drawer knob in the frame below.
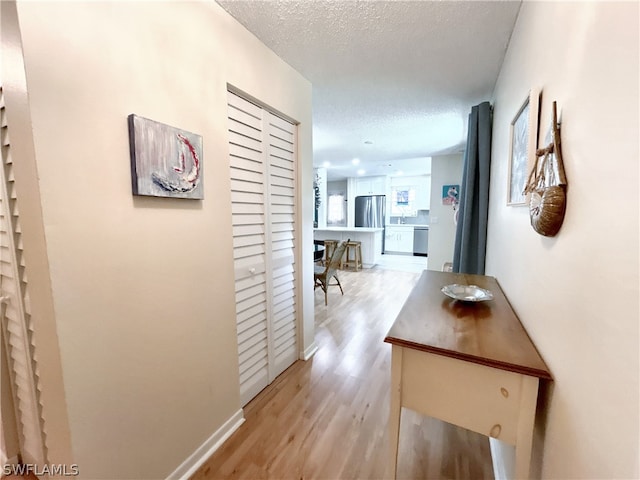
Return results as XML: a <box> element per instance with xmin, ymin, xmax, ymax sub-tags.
<box><xmin>500</xmin><ymin>387</ymin><xmax>509</xmax><ymax>398</ymax></box>
<box><xmin>490</xmin><ymin>424</ymin><xmax>502</xmax><ymax>438</ymax></box>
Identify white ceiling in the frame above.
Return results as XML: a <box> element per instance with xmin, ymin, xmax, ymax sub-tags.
<box><xmin>217</xmin><ymin>0</ymin><xmax>521</xmax><ymax>181</ymax></box>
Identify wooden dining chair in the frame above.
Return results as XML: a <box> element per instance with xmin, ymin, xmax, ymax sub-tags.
<box><xmin>314</xmin><ymin>239</ymin><xmax>349</xmax><ymax>306</ymax></box>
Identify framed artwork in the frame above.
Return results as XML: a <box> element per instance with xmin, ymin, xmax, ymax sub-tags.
<box><xmin>507</xmin><ymin>88</ymin><xmax>540</xmax><ymax>206</ymax></box>
<box><xmin>396</xmin><ymin>190</ymin><xmax>409</xmax><ymax>205</ymax></box>
<box><xmin>128</xmin><ymin>114</ymin><xmax>204</xmax><ymax>199</ymax></box>
<box><xmin>442</xmin><ymin>185</ymin><xmax>459</xmax><ymax>205</ymax></box>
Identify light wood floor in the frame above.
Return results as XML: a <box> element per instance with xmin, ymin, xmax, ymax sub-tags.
<box><xmin>192</xmin><ymin>266</ymin><xmax>494</xmax><ymax>480</ymax></box>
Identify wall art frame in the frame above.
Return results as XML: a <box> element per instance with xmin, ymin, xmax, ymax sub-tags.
<box><xmin>442</xmin><ymin>184</ymin><xmax>459</xmax><ymax>206</ymax></box>
<box><xmin>128</xmin><ymin>114</ymin><xmax>204</xmax><ymax>199</ymax></box>
<box><xmin>507</xmin><ymin>88</ymin><xmax>540</xmax><ymax>206</ymax></box>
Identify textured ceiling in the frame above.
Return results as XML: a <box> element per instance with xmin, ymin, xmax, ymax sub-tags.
<box><xmin>217</xmin><ymin>0</ymin><xmax>521</xmax><ymax>180</ymax></box>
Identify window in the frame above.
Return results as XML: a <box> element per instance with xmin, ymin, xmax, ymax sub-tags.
<box><xmin>327</xmin><ymin>193</ymin><xmax>346</xmax><ymax>225</ymax></box>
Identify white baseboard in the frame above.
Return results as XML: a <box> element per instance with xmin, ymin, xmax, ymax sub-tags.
<box><xmin>302</xmin><ymin>342</ymin><xmax>318</xmax><ymax>360</ymax></box>
<box><xmin>489</xmin><ymin>437</ymin><xmax>515</xmax><ymax>480</ymax></box>
<box><xmin>166</xmin><ymin>409</ymin><xmax>244</xmax><ymax>480</ymax></box>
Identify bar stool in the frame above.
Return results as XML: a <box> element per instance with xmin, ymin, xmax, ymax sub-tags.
<box><xmin>341</xmin><ymin>240</ymin><xmax>362</xmax><ymax>271</ymax></box>
<box><xmin>322</xmin><ymin>239</ymin><xmax>339</xmax><ymax>267</ymax></box>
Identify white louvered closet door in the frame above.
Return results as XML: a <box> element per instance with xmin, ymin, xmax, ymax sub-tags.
<box><xmin>265</xmin><ymin>113</ymin><xmax>297</xmax><ymax>378</ymax></box>
<box><xmin>227</xmin><ymin>92</ymin><xmax>298</xmax><ymax>406</ymax></box>
<box><xmin>0</xmin><ymin>87</ymin><xmax>47</xmax><ymax>466</ymax></box>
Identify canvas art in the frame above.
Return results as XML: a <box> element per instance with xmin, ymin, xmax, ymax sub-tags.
<box><xmin>508</xmin><ymin>88</ymin><xmax>540</xmax><ymax>206</ymax></box>
<box><xmin>442</xmin><ymin>185</ymin><xmax>459</xmax><ymax>205</ymax></box>
<box><xmin>128</xmin><ymin>114</ymin><xmax>204</xmax><ymax>199</ymax></box>
<box><xmin>508</xmin><ymin>100</ymin><xmax>529</xmax><ymax>205</ymax></box>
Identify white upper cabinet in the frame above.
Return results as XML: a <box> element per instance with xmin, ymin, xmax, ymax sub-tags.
<box><xmin>415</xmin><ymin>177</ymin><xmax>431</xmax><ymax>210</ymax></box>
<box><xmin>390</xmin><ymin>175</ymin><xmax>431</xmax><ymax>212</ymax></box>
<box><xmin>355</xmin><ymin>176</ymin><xmax>386</xmax><ymax>196</ymax></box>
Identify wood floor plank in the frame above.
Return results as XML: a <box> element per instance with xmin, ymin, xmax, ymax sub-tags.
<box><xmin>192</xmin><ymin>267</ymin><xmax>494</xmax><ymax>480</ymax></box>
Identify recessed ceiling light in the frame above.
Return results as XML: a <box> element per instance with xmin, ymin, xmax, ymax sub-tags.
<box><xmin>352</xmin><ymin>158</ymin><xmax>360</xmax><ymax>165</ymax></box>
<box><xmin>322</xmin><ymin>161</ymin><xmax>331</xmax><ymax>168</ymax></box>
<box><xmin>357</xmin><ymin>169</ymin><xmax>366</xmax><ymax>175</ymax></box>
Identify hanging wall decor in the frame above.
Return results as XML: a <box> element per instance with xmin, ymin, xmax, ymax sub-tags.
<box><xmin>523</xmin><ymin>101</ymin><xmax>567</xmax><ymax>237</ymax></box>
<box><xmin>128</xmin><ymin>114</ymin><xmax>204</xmax><ymax>199</ymax></box>
<box><xmin>442</xmin><ymin>185</ymin><xmax>460</xmax><ymax>205</ymax></box>
<box><xmin>507</xmin><ymin>88</ymin><xmax>541</xmax><ymax>206</ymax></box>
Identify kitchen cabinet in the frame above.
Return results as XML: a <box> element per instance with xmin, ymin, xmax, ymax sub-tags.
<box><xmin>385</xmin><ymin>225</ymin><xmax>414</xmax><ymax>253</ymax></box>
<box><xmin>390</xmin><ymin>174</ymin><xmax>431</xmax><ymax>212</ymax></box>
<box><xmin>355</xmin><ymin>176</ymin><xmax>386</xmax><ymax>196</ymax></box>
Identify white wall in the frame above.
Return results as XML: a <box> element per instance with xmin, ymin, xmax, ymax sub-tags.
<box><xmin>428</xmin><ymin>154</ymin><xmax>463</xmax><ymax>272</ymax></box>
<box><xmin>4</xmin><ymin>1</ymin><xmax>313</xmax><ymax>478</ymax></box>
<box><xmin>487</xmin><ymin>2</ymin><xmax>639</xmax><ymax>478</ymax></box>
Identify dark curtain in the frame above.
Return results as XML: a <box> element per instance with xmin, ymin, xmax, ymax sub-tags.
<box><xmin>453</xmin><ymin>102</ymin><xmax>493</xmax><ymax>275</ymax></box>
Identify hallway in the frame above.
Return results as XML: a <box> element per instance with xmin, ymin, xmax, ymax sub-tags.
<box><xmin>193</xmin><ymin>267</ymin><xmax>493</xmax><ymax>479</ymax></box>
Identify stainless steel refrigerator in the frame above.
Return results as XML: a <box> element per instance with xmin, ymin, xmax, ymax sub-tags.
<box><xmin>355</xmin><ymin>195</ymin><xmax>386</xmax><ymax>253</ymax></box>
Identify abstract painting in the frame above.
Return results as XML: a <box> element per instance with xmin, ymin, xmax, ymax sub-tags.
<box><xmin>128</xmin><ymin>114</ymin><xmax>204</xmax><ymax>199</ymax></box>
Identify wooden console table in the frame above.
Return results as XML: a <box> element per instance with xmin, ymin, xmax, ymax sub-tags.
<box><xmin>385</xmin><ymin>271</ymin><xmax>551</xmax><ymax>479</ymax></box>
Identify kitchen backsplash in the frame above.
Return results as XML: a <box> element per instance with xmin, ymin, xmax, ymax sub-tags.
<box><xmin>390</xmin><ymin>210</ymin><xmax>430</xmax><ymax>225</ymax></box>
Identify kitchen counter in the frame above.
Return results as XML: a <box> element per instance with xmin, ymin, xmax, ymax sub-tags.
<box><xmin>314</xmin><ymin>227</ymin><xmax>384</xmax><ymax>233</ymax></box>
<box><xmin>314</xmin><ymin>227</ymin><xmax>383</xmax><ymax>267</ymax></box>
<box><xmin>386</xmin><ymin>224</ymin><xmax>429</xmax><ymax>228</ymax></box>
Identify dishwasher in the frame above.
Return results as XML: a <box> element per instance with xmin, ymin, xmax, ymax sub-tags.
<box><xmin>413</xmin><ymin>227</ymin><xmax>429</xmax><ymax>257</ymax></box>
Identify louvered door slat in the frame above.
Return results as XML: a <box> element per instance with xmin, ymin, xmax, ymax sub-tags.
<box><xmin>270</xmin><ymin>157</ymin><xmax>294</xmax><ymax>172</ymax></box>
<box><xmin>230</xmin><ymin>167</ymin><xmax>263</xmax><ymax>184</ymax></box>
<box><xmin>271</xmin><ymin>204</ymin><xmax>295</xmax><ymax>215</ymax></box>
<box><xmin>268</xmin><ymin>114</ymin><xmax>295</xmax><ymax>135</ymax></box>
<box><xmin>231</xmin><ymin>191</ymin><xmax>264</xmax><ymax>205</ymax></box>
<box><xmin>228</xmin><ymin>131</ymin><xmax>262</xmax><ymax>153</ymax></box>
<box><xmin>271</xmin><ymin>195</ymin><xmax>294</xmax><ymax>206</ymax></box>
<box><xmin>231</xmin><ymin>203</ymin><xmax>263</xmax><ymax>216</ymax></box>
<box><xmin>269</xmin><ymin>136</ymin><xmax>294</xmax><ymax>153</ymax></box>
<box><xmin>233</xmin><ymin>234</ymin><xmax>265</xmax><ymax>249</ymax></box>
<box><xmin>229</xmin><ymin>143</ymin><xmax>263</xmax><ymax>163</ymax></box>
<box><xmin>271</xmin><ymin>231</ymin><xmax>294</xmax><ymax>243</ymax></box>
<box><xmin>232</xmin><ymin>224</ymin><xmax>265</xmax><ymax>239</ymax></box>
<box><xmin>235</xmin><ymin>273</ymin><xmax>267</xmax><ymax>293</ymax></box>
<box><xmin>270</xmin><ymin>165</ymin><xmax>294</xmax><ymax>180</ymax></box>
<box><xmin>228</xmin><ymin>93</ymin><xmax>263</xmax><ymax>119</ymax></box>
<box><xmin>270</xmin><ymin>176</ymin><xmax>295</xmax><ymax>189</ymax></box>
<box><xmin>229</xmin><ymin>156</ymin><xmax>263</xmax><ymax>174</ymax></box>
<box><xmin>230</xmin><ymin>180</ymin><xmax>263</xmax><ymax>195</ymax></box>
